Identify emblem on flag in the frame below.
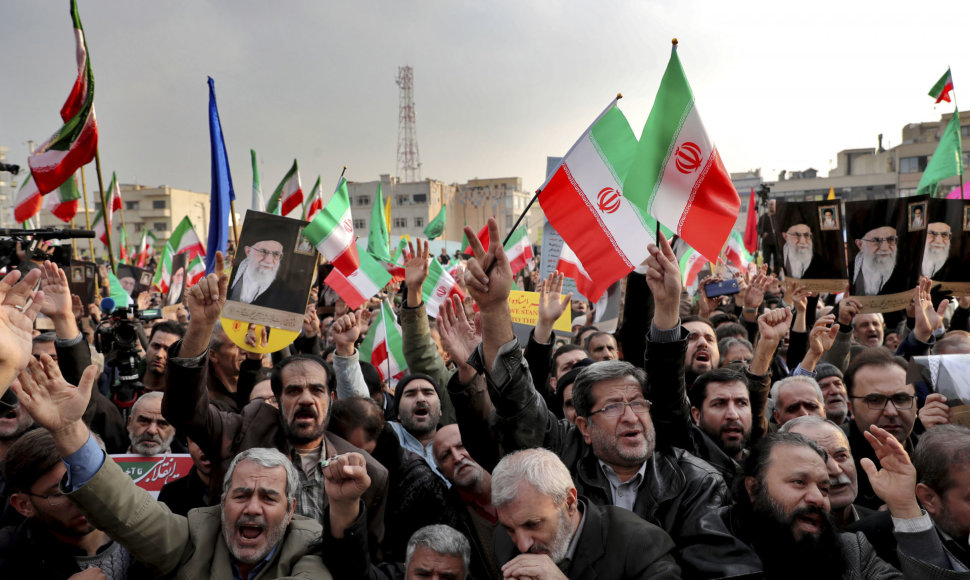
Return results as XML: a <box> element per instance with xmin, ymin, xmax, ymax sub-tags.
<box><xmin>675</xmin><ymin>142</ymin><xmax>702</xmax><ymax>174</ymax></box>
<box><xmin>596</xmin><ymin>187</ymin><xmax>622</xmax><ymax>214</ymax></box>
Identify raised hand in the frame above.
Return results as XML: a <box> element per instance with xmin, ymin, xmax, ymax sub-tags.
<box><xmin>438</xmin><ymin>295</ymin><xmax>481</xmax><ymax>380</ymax></box>
<box><xmin>181</xmin><ymin>251</ymin><xmax>228</xmax><ymax>358</ymax></box>
<box><xmin>302</xmin><ymin>303</ymin><xmax>321</xmax><ymax>338</ymax></box>
<box><xmin>807</xmin><ymin>314</ymin><xmax>839</xmax><ymax>357</ymax></box>
<box><xmin>332</xmin><ymin>308</ymin><xmax>371</xmax><ymax>356</ymax></box>
<box><xmin>861</xmin><ymin>425</ymin><xmax>921</xmax><ymax>519</ymax></box>
<box><xmin>535</xmin><ymin>272</ymin><xmax>571</xmax><ymax>344</ymax></box>
<box><xmin>463</xmin><ymin>218</ymin><xmax>512</xmax><ymax>312</ymax></box>
<box><xmin>914</xmin><ymin>277</ymin><xmax>948</xmax><ymax>343</ymax></box>
<box><xmin>918</xmin><ymin>393</ymin><xmax>950</xmax><ymax>430</ymax></box>
<box><xmin>12</xmin><ymin>355</ymin><xmax>97</xmax><ymax>455</ymax></box>
<box><xmin>644</xmin><ymin>231</ymin><xmax>681</xmax><ymax>330</ymax></box>
<box><xmin>405</xmin><ymin>239</ymin><xmax>430</xmax><ymax>307</ymax></box>
<box><xmin>323</xmin><ymin>452</ymin><xmax>371</xmax><ymax>539</ymax></box>
<box><xmin>0</xmin><ymin>269</ymin><xmax>45</xmax><ymax>394</ymax></box>
<box><xmin>742</xmin><ymin>265</ymin><xmax>771</xmax><ymax>317</ymax></box>
<box><xmin>38</xmin><ymin>261</ymin><xmax>72</xmax><ymax>320</ymax></box>
<box><xmin>837</xmin><ymin>295</ymin><xmax>862</xmax><ymax>328</ymax></box>
<box><xmin>756</xmin><ymin>306</ymin><xmax>792</xmax><ymax>344</ymax></box>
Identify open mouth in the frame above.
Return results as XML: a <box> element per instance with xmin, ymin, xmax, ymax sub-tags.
<box><xmin>694</xmin><ymin>350</ymin><xmax>710</xmax><ymax>364</ymax></box>
<box><xmin>413</xmin><ymin>406</ymin><xmax>430</xmax><ymax>419</ymax></box>
<box><xmin>619</xmin><ymin>429</ymin><xmax>643</xmax><ymax>443</ymax></box>
<box><xmin>721</xmin><ymin>426</ymin><xmax>744</xmax><ymax>439</ymax></box>
<box><xmin>294</xmin><ymin>409</ymin><xmax>316</xmax><ymax>421</ymax></box>
<box><xmin>237</xmin><ymin>524</ymin><xmax>265</xmax><ymax>544</ymax></box>
<box><xmin>795</xmin><ymin>512</ymin><xmax>821</xmax><ymax>534</ymax></box>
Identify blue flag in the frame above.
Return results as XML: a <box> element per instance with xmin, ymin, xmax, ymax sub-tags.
<box><xmin>206</xmin><ymin>76</ymin><xmax>235</xmax><ymax>274</ymax></box>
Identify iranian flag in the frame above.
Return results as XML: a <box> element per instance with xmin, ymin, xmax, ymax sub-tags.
<box><xmin>303</xmin><ymin>176</ymin><xmax>323</xmax><ymax>221</ymax></box>
<box><xmin>422</xmin><ymin>258</ymin><xmax>465</xmax><ymax>317</ymax></box>
<box><xmin>623</xmin><ymin>42</ymin><xmax>740</xmax><ymax>262</ymax></box>
<box><xmin>556</xmin><ymin>241</ymin><xmax>598</xmax><ymax>302</ymax></box>
<box><xmin>152</xmin><ymin>243</ymin><xmax>174</xmax><ymax>293</ymax></box>
<box><xmin>186</xmin><ymin>254</ymin><xmax>206</xmax><ymax>287</ymax></box>
<box><xmin>136</xmin><ymin>231</ymin><xmax>156</xmax><ymax>268</ymax></box>
<box><xmin>118</xmin><ymin>227</ymin><xmax>130</xmax><ymax>264</ymax></box>
<box><xmin>251</xmin><ymin>149</ymin><xmax>264</xmax><ymax>211</ymax></box>
<box><xmin>267</xmin><ymin>160</ymin><xmax>303</xmax><ymax>216</ymax></box>
<box><xmin>323</xmin><ymin>245</ymin><xmax>393</xmax><ymax>310</ymax></box>
<box><xmin>742</xmin><ymin>187</ymin><xmax>758</xmax><ymax>255</ymax></box>
<box><xmin>724</xmin><ymin>231</ymin><xmax>753</xmax><ymax>271</ymax></box>
<box><xmin>169</xmin><ymin>216</ymin><xmax>206</xmax><ymax>261</ymax></box>
<box><xmin>537</xmin><ymin>97</ymin><xmax>655</xmax><ymax>302</ymax></box>
<box><xmin>930</xmin><ymin>69</ymin><xmax>954</xmax><ymax>104</ymax></box>
<box><xmin>91</xmin><ymin>207</ymin><xmax>108</xmax><ymax>245</ymax></box>
<box><xmin>14</xmin><ymin>176</ymin><xmax>43</xmax><ymax>224</ymax></box>
<box><xmin>28</xmin><ymin>0</ymin><xmax>98</xmax><ymax>194</ymax></box>
<box><xmin>45</xmin><ymin>172</ymin><xmax>81</xmax><ymax>222</ymax></box>
<box><xmin>679</xmin><ymin>248</ymin><xmax>709</xmax><ymax>292</ymax></box>
<box><xmin>359</xmin><ymin>300</ymin><xmax>407</xmax><ymax>383</ymax></box>
<box><xmin>505</xmin><ymin>228</ymin><xmax>534</xmax><ymax>274</ymax></box>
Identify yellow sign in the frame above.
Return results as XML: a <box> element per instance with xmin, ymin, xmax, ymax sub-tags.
<box><xmin>508</xmin><ymin>290</ymin><xmax>572</xmax><ymax>333</ymax></box>
<box><xmin>221</xmin><ymin>317</ymin><xmax>300</xmax><ymax>354</ymax></box>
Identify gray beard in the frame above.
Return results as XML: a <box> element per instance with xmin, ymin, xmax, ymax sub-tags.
<box><xmin>922</xmin><ymin>246</ymin><xmax>948</xmax><ymax>278</ymax></box>
<box><xmin>784</xmin><ymin>244</ymin><xmax>813</xmax><ymax>278</ymax></box>
<box><xmin>855</xmin><ymin>251</ymin><xmax>897</xmax><ymax>294</ymax></box>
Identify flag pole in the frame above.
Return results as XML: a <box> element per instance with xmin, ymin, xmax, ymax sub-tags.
<box><xmin>229</xmin><ymin>200</ymin><xmax>239</xmax><ymax>247</ymax></box>
<box><xmin>70</xmin><ymin>218</ymin><xmax>78</xmax><ymax>259</ymax></box>
<box><xmin>951</xmin><ymin>66</ymin><xmax>965</xmax><ymax>200</ymax></box>
<box><xmin>118</xmin><ymin>187</ymin><xmax>130</xmax><ymax>262</ymax></box>
<box><xmin>93</xmin><ymin>150</ymin><xmax>116</xmax><ymax>272</ymax></box>
<box><xmin>79</xmin><ymin>166</ymin><xmax>95</xmax><ymax>260</ymax></box>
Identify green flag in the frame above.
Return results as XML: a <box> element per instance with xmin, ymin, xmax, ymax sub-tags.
<box><xmin>367</xmin><ymin>183</ymin><xmax>391</xmax><ymax>261</ymax></box>
<box><xmin>917</xmin><ymin>109</ymin><xmax>964</xmax><ymax>196</ymax></box>
<box><xmin>423</xmin><ymin>205</ymin><xmax>446</xmax><ymax>240</ymax></box>
<box><xmin>107</xmin><ymin>271</ymin><xmax>132</xmax><ymax>308</ymax></box>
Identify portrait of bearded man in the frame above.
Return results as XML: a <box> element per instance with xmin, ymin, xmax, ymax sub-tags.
<box><xmin>921</xmin><ymin>221</ymin><xmax>952</xmax><ymax>279</ymax></box>
<box><xmin>782</xmin><ymin>223</ymin><xmax>815</xmax><ymax>279</ymax></box>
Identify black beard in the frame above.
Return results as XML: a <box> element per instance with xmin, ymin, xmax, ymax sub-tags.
<box><xmin>742</xmin><ymin>488</ymin><xmax>847</xmax><ymax>579</ymax></box>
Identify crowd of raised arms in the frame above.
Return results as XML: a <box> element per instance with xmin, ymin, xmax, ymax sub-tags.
<box><xmin>1</xmin><ymin>217</ymin><xmax>970</xmax><ymax>580</ymax></box>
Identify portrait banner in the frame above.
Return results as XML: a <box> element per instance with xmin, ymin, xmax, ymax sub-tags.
<box><xmin>164</xmin><ymin>253</ymin><xmax>187</xmax><ymax>306</ymax></box>
<box><xmin>68</xmin><ymin>260</ymin><xmax>97</xmax><ymax>305</ymax></box>
<box><xmin>923</xmin><ymin>198</ymin><xmax>970</xmax><ymax>294</ymax></box>
<box><xmin>773</xmin><ymin>199</ymin><xmax>848</xmax><ymax>293</ymax></box>
<box><xmin>845</xmin><ymin>197</ymin><xmax>926</xmax><ymax>313</ymax></box>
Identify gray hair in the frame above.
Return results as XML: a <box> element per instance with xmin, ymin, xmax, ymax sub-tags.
<box><xmin>131</xmin><ymin>391</ymin><xmax>164</xmax><ymax>418</ymax></box>
<box><xmin>404</xmin><ymin>525</ymin><xmax>470</xmax><ymax>579</ymax></box>
<box><xmin>717</xmin><ymin>336</ymin><xmax>753</xmax><ymax>358</ymax></box>
<box><xmin>491</xmin><ymin>448</ymin><xmax>574</xmax><ymax>508</ymax></box>
<box><xmin>914</xmin><ymin>424</ymin><xmax>970</xmax><ymax>494</ymax></box>
<box><xmin>770</xmin><ymin>376</ymin><xmax>823</xmax><ymax>404</ymax></box>
<box><xmin>572</xmin><ymin>360</ymin><xmax>647</xmax><ymax>418</ymax></box>
<box><xmin>850</xmin><ymin>312</ymin><xmax>884</xmax><ymax>330</ymax></box>
<box><xmin>779</xmin><ymin>414</ymin><xmax>843</xmax><ymax>434</ymax></box>
<box><xmin>221</xmin><ymin>448</ymin><xmax>300</xmax><ymax>503</ymax></box>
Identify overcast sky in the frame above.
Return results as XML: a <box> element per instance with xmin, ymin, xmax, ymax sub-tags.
<box><xmin>3</xmin><ymin>1</ymin><xmax>967</xmax><ymax>212</ymax></box>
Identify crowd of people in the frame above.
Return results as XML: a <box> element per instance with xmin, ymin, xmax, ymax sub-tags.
<box><xmin>0</xmin><ymin>216</ymin><xmax>968</xmax><ymax>579</ymax></box>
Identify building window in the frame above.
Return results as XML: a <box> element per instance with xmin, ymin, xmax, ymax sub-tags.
<box><xmin>962</xmin><ymin>126</ymin><xmax>970</xmax><ymax>138</ymax></box>
<box><xmin>414</xmin><ymin>217</ymin><xmax>425</xmax><ymax>228</ymax></box>
<box><xmin>413</xmin><ymin>194</ymin><xmax>427</xmax><ymax>203</ymax></box>
<box><xmin>353</xmin><ymin>218</ymin><xmax>366</xmax><ymax>230</ymax></box>
<box><xmin>152</xmin><ymin>200</ymin><xmax>166</xmax><ymax>209</ymax></box>
<box><xmin>94</xmin><ymin>203</ymin><xmax>102</xmax><ymax>212</ymax></box>
<box><xmin>125</xmin><ymin>201</ymin><xmax>138</xmax><ymax>210</ymax></box>
<box><xmin>394</xmin><ymin>218</ymin><xmax>408</xmax><ymax>228</ymax></box>
<box><xmin>899</xmin><ymin>156</ymin><xmax>927</xmax><ymax>174</ymax></box>
<box><xmin>358</xmin><ymin>196</ymin><xmax>370</xmax><ymax>206</ymax></box>
<box><xmin>153</xmin><ymin>222</ymin><xmax>167</xmax><ymax>232</ymax></box>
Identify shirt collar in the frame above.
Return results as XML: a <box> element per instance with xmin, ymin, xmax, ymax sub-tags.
<box><xmin>562</xmin><ymin>499</ymin><xmax>586</xmax><ymax>565</ymax></box>
<box><xmin>597</xmin><ymin>459</ymin><xmax>647</xmax><ymax>488</ymax></box>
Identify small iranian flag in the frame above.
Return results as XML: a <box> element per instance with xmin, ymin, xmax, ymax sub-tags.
<box><xmin>537</xmin><ymin>97</ymin><xmax>656</xmax><ymax>302</ymax></box>
<box><xmin>505</xmin><ymin>228</ymin><xmax>534</xmax><ymax>274</ymax></box>
<box><xmin>118</xmin><ymin>227</ymin><xmax>130</xmax><ymax>264</ymax></box>
<box><xmin>267</xmin><ymin>160</ymin><xmax>303</xmax><ymax>216</ymax></box>
<box><xmin>724</xmin><ymin>231</ymin><xmax>753</xmax><ymax>272</ymax></box>
<box><xmin>14</xmin><ymin>176</ymin><xmax>43</xmax><ymax>224</ymax></box>
<box><xmin>623</xmin><ymin>42</ymin><xmax>740</xmax><ymax>262</ymax></box>
<box><xmin>367</xmin><ymin>183</ymin><xmax>391</xmax><ymax>262</ymax></box>
<box><xmin>28</xmin><ymin>0</ymin><xmax>98</xmax><ymax>194</ymax></box>
<box><xmin>322</xmin><ymin>245</ymin><xmax>392</xmax><ymax>310</ymax></box>
<box><xmin>303</xmin><ymin>177</ymin><xmax>359</xmax><ymax>273</ymax></box>
<box><xmin>556</xmin><ymin>241</ymin><xmax>597</xmax><ymax>302</ymax></box>
<box><xmin>136</xmin><ymin>231</ymin><xmax>156</xmax><ymax>268</ymax></box>
<box><xmin>45</xmin><ymin>172</ymin><xmax>81</xmax><ymax>222</ymax></box>
<box><xmin>930</xmin><ymin>69</ymin><xmax>954</xmax><ymax>104</ymax></box>
<box><xmin>679</xmin><ymin>248</ymin><xmax>709</xmax><ymax>292</ymax></box>
<box><xmin>392</xmin><ymin>236</ymin><xmax>410</xmax><ymax>263</ymax></box>
<box><xmin>303</xmin><ymin>176</ymin><xmax>323</xmax><ymax>222</ymax></box>
<box><xmin>359</xmin><ymin>300</ymin><xmax>407</xmax><ymax>383</ymax></box>
<box><xmin>152</xmin><ymin>243</ymin><xmax>174</xmax><ymax>293</ymax></box>
<box><xmin>107</xmin><ymin>271</ymin><xmax>132</xmax><ymax>308</ymax></box>
<box><xmin>169</xmin><ymin>216</ymin><xmax>206</xmax><ymax>261</ymax></box>
<box><xmin>186</xmin><ymin>254</ymin><xmax>206</xmax><ymax>288</ymax></box>
<box><xmin>422</xmin><ymin>258</ymin><xmax>465</xmax><ymax>317</ymax></box>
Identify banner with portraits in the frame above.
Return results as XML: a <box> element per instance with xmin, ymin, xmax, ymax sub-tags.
<box><xmin>923</xmin><ymin>198</ymin><xmax>970</xmax><ymax>294</ymax></box>
<box><xmin>116</xmin><ymin>264</ymin><xmax>153</xmax><ymax>299</ymax></box>
<box><xmin>773</xmin><ymin>199</ymin><xmax>848</xmax><ymax>293</ymax></box>
<box><xmin>164</xmin><ymin>253</ymin><xmax>187</xmax><ymax>306</ymax></box>
<box><xmin>68</xmin><ymin>260</ymin><xmax>98</xmax><ymax>305</ymax></box>
<box><xmin>844</xmin><ymin>196</ymin><xmax>927</xmax><ymax>313</ymax></box>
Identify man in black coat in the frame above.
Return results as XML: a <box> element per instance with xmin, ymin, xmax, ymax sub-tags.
<box><xmin>491</xmin><ymin>448</ymin><xmax>680</xmax><ymax>579</ymax></box>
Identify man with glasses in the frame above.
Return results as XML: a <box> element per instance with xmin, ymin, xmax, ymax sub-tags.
<box><xmin>922</xmin><ymin>221</ymin><xmax>953</xmax><ymax>279</ymax></box>
<box><xmin>228</xmin><ymin>239</ymin><xmax>300</xmax><ymax>309</ymax></box>
<box><xmin>782</xmin><ymin>223</ymin><xmax>816</xmax><ymax>279</ymax></box>
<box><xmin>852</xmin><ymin>225</ymin><xmax>901</xmax><ymax>296</ymax></box>
<box><xmin>843</xmin><ymin>347</ymin><xmax>919</xmax><ymax>509</ymax></box>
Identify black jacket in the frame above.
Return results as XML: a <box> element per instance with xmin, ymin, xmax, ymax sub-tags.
<box><xmin>157</xmin><ymin>466</ymin><xmax>209</xmax><ymax>517</ymax></box>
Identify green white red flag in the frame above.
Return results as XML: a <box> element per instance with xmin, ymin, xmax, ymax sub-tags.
<box><xmin>422</xmin><ymin>258</ymin><xmax>465</xmax><ymax>318</ymax></box>
<box><xmin>136</xmin><ymin>231</ymin><xmax>156</xmax><ymax>268</ymax></box>
<box><xmin>118</xmin><ymin>227</ymin><xmax>130</xmax><ymax>264</ymax></box>
<box><xmin>537</xmin><ymin>98</ymin><xmax>655</xmax><ymax>302</ymax></box>
<box><xmin>302</xmin><ymin>176</ymin><xmax>323</xmax><ymax>221</ymax></box>
<box><xmin>151</xmin><ymin>243</ymin><xmax>174</xmax><ymax>293</ymax></box>
<box><xmin>359</xmin><ymin>300</ymin><xmax>407</xmax><ymax>383</ymax></box>
<box><xmin>930</xmin><ymin>69</ymin><xmax>954</xmax><ymax>104</ymax></box>
<box><xmin>679</xmin><ymin>248</ymin><xmax>708</xmax><ymax>292</ymax></box>
<box><xmin>322</xmin><ymin>244</ymin><xmax>392</xmax><ymax>310</ymax></box>
<box><xmin>28</xmin><ymin>0</ymin><xmax>98</xmax><ymax>194</ymax></box>
<box><xmin>14</xmin><ymin>176</ymin><xmax>43</xmax><ymax>224</ymax></box>
<box><xmin>44</xmin><ymin>172</ymin><xmax>81</xmax><ymax>222</ymax></box>
<box><xmin>267</xmin><ymin>160</ymin><xmax>302</xmax><ymax>216</ymax></box>
<box><xmin>724</xmin><ymin>231</ymin><xmax>753</xmax><ymax>272</ymax></box>
<box><xmin>91</xmin><ymin>174</ymin><xmax>120</xmax><ymax>247</ymax></box>
<box><xmin>186</xmin><ymin>254</ymin><xmax>206</xmax><ymax>288</ymax></box>
<box><xmin>555</xmin><ymin>241</ymin><xmax>597</xmax><ymax>302</ymax></box>
<box><xmin>504</xmin><ymin>228</ymin><xmax>534</xmax><ymax>274</ymax></box>
<box><xmin>623</xmin><ymin>43</ymin><xmax>740</xmax><ymax>262</ymax></box>
<box><xmin>169</xmin><ymin>216</ymin><xmax>206</xmax><ymax>261</ymax></box>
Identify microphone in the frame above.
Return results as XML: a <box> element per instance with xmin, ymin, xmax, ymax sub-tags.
<box><xmin>100</xmin><ymin>297</ymin><xmax>116</xmax><ymax>315</ymax></box>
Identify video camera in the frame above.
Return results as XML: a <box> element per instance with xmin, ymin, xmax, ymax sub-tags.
<box><xmin>0</xmin><ymin>227</ymin><xmax>96</xmax><ymax>270</ymax></box>
<box><xmin>95</xmin><ymin>298</ymin><xmax>159</xmax><ymax>409</ymax></box>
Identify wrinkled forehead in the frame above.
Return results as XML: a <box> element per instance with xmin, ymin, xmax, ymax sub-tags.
<box><xmin>684</xmin><ymin>321</ymin><xmax>715</xmax><ymax>341</ymax></box>
<box><xmin>928</xmin><ymin>222</ymin><xmax>951</xmax><ymax>234</ymax></box>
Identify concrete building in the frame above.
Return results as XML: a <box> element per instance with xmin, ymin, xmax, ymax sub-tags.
<box><xmin>0</xmin><ymin>146</ymin><xmax>16</xmax><ymax>229</ymax></box>
<box><xmin>451</xmin><ymin>177</ymin><xmax>541</xmax><ymax>245</ymax></box>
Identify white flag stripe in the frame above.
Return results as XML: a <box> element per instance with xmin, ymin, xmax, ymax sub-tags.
<box><xmin>649</xmin><ymin>105</ymin><xmax>714</xmax><ymax>227</ymax></box>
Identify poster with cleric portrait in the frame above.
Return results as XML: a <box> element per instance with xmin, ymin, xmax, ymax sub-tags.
<box><xmin>845</xmin><ymin>197</ymin><xmax>926</xmax><ymax>313</ymax></box>
<box><xmin>923</xmin><ymin>198</ymin><xmax>970</xmax><ymax>294</ymax></box>
<box><xmin>773</xmin><ymin>199</ymin><xmax>848</xmax><ymax>293</ymax></box>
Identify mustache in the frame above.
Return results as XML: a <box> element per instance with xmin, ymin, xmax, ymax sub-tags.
<box><xmin>829</xmin><ymin>473</ymin><xmax>852</xmax><ymax>487</ymax></box>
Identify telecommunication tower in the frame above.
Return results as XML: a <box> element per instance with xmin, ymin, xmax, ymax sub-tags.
<box><xmin>396</xmin><ymin>66</ymin><xmax>421</xmax><ymax>182</ymax></box>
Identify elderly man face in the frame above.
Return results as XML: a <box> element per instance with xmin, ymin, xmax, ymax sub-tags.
<box><xmin>433</xmin><ymin>425</ymin><xmax>486</xmax><ymax>490</ymax></box>
<box><xmin>496</xmin><ymin>481</ymin><xmax>578</xmax><ymax>563</ymax></box>
<box><xmin>852</xmin><ymin>313</ymin><xmax>884</xmax><ymax>348</ymax></box>
<box><xmin>773</xmin><ymin>380</ymin><xmax>825</xmax><ymax>427</ymax></box>
<box><xmin>922</xmin><ymin>222</ymin><xmax>952</xmax><ymax>278</ymax></box>
<box><xmin>127</xmin><ymin>396</ymin><xmax>175</xmax><ymax>455</ymax></box>
<box><xmin>575</xmin><ymin>375</ymin><xmax>655</xmax><ymax>472</ymax></box>
<box><xmin>220</xmin><ymin>460</ymin><xmax>295</xmax><ymax>565</ymax></box>
<box><xmin>787</xmin><ymin>421</ymin><xmax>858</xmax><ymax>514</ymax></box>
<box><xmin>818</xmin><ymin>375</ymin><xmax>849</xmax><ymax>424</ymax></box>
<box><xmin>245</xmin><ymin>240</ymin><xmax>284</xmax><ymax>282</ymax></box>
<box><xmin>855</xmin><ymin>226</ymin><xmax>897</xmax><ymax>277</ymax></box>
<box><xmin>783</xmin><ymin>224</ymin><xmax>813</xmax><ymax>259</ymax></box>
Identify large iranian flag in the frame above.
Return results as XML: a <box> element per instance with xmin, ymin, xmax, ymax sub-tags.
<box><xmin>267</xmin><ymin>160</ymin><xmax>303</xmax><ymax>216</ymax></box>
<box><xmin>537</xmin><ymin>97</ymin><xmax>655</xmax><ymax>302</ymax></box>
<box><xmin>152</xmin><ymin>243</ymin><xmax>174</xmax><ymax>293</ymax></box>
<box><xmin>623</xmin><ymin>43</ymin><xmax>740</xmax><ymax>262</ymax></box>
<box><xmin>29</xmin><ymin>0</ymin><xmax>99</xmax><ymax>194</ymax></box>
<box><xmin>45</xmin><ymin>172</ymin><xmax>81</xmax><ymax>222</ymax></box>
<box><xmin>14</xmin><ymin>176</ymin><xmax>43</xmax><ymax>224</ymax></box>
<box><xmin>359</xmin><ymin>300</ymin><xmax>407</xmax><ymax>383</ymax></box>
<box><xmin>422</xmin><ymin>258</ymin><xmax>464</xmax><ymax>317</ymax></box>
<box><xmin>169</xmin><ymin>216</ymin><xmax>205</xmax><ymax>261</ymax></box>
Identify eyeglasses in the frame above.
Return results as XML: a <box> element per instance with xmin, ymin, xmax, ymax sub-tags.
<box><xmin>927</xmin><ymin>230</ymin><xmax>952</xmax><ymax>240</ymax></box>
<box><xmin>786</xmin><ymin>231</ymin><xmax>813</xmax><ymax>240</ymax></box>
<box><xmin>252</xmin><ymin>248</ymin><xmax>283</xmax><ymax>259</ymax></box>
<box><xmin>862</xmin><ymin>236</ymin><xmax>898</xmax><ymax>247</ymax></box>
<box><xmin>588</xmin><ymin>399</ymin><xmax>652</xmax><ymax>418</ymax></box>
<box><xmin>851</xmin><ymin>393</ymin><xmax>915</xmax><ymax>410</ymax></box>
<box><xmin>26</xmin><ymin>490</ymin><xmax>69</xmax><ymax>508</ymax></box>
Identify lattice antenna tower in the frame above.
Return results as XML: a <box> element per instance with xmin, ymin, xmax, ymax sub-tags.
<box><xmin>396</xmin><ymin>66</ymin><xmax>421</xmax><ymax>182</ymax></box>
